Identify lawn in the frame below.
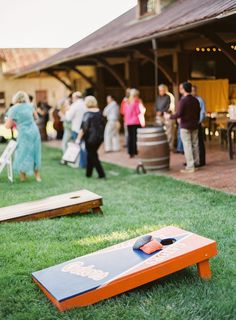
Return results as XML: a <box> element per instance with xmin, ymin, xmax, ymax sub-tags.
<box><xmin>0</xmin><ymin>145</ymin><xmax>235</xmax><ymax>320</ymax></box>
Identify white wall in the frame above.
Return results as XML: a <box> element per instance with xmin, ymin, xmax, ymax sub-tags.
<box><xmin>0</xmin><ymin>73</ymin><xmax>68</xmax><ymax>112</ymax></box>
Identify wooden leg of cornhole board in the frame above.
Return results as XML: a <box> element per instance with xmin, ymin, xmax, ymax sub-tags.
<box><xmin>197</xmin><ymin>260</ymin><xmax>212</xmax><ymax>280</ymax></box>
<box><xmin>91</xmin><ymin>207</ymin><xmax>103</xmax><ymax>214</ymax></box>
<box><xmin>79</xmin><ymin>207</ymin><xmax>103</xmax><ymax>215</ymax></box>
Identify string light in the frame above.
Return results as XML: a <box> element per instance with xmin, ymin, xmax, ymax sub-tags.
<box><xmin>195</xmin><ymin>45</ymin><xmax>236</xmax><ymax>52</ymax></box>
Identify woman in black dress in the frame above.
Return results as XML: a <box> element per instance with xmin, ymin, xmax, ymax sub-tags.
<box><xmin>76</xmin><ymin>96</ymin><xmax>106</xmax><ymax>179</ymax></box>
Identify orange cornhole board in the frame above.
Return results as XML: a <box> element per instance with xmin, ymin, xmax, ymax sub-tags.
<box><xmin>32</xmin><ymin>226</ymin><xmax>217</xmax><ymax>311</ymax></box>
<box><xmin>0</xmin><ymin>189</ymin><xmax>102</xmax><ymax>223</ymax></box>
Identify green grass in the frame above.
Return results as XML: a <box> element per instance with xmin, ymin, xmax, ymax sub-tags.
<box><xmin>0</xmin><ymin>145</ymin><xmax>235</xmax><ymax>320</ymax></box>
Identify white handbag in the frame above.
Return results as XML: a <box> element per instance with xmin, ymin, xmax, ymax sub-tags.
<box><xmin>62</xmin><ymin>142</ymin><xmax>80</xmax><ymax>163</ymax></box>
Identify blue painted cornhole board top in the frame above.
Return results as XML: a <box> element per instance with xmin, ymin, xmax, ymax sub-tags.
<box><xmin>33</xmin><ymin>234</ymin><xmax>185</xmax><ymax>302</ymax></box>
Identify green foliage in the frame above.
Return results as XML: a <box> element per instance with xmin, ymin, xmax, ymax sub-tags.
<box><xmin>0</xmin><ymin>146</ymin><xmax>235</xmax><ymax>320</ymax></box>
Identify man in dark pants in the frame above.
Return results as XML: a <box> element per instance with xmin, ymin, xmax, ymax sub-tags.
<box><xmin>192</xmin><ymin>85</ymin><xmax>206</xmax><ymax>166</ymax></box>
<box><xmin>165</xmin><ymin>82</ymin><xmax>200</xmax><ymax>173</ymax></box>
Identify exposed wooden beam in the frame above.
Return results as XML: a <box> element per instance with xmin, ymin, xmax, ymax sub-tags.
<box><xmin>135</xmin><ymin>49</ymin><xmax>176</xmax><ymax>84</ymax></box>
<box><xmin>70</xmin><ymin>67</ymin><xmax>97</xmax><ymax>88</ymax></box>
<box><xmin>203</xmin><ymin>31</ymin><xmax>236</xmax><ymax>66</ymax></box>
<box><xmin>46</xmin><ymin>71</ymin><xmax>72</xmax><ymax>90</ymax></box>
<box><xmin>95</xmin><ymin>58</ymin><xmax>127</xmax><ymax>90</ymax></box>
<box><xmin>135</xmin><ymin>48</ymin><xmax>180</xmax><ymax>60</ymax></box>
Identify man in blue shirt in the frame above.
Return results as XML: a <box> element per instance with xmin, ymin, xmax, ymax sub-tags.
<box><xmin>192</xmin><ymin>85</ymin><xmax>206</xmax><ymax>166</ymax></box>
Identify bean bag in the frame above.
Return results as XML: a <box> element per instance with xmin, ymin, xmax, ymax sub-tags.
<box><xmin>133</xmin><ymin>235</ymin><xmax>152</xmax><ymax>250</ymax></box>
<box><xmin>140</xmin><ymin>239</ymin><xmax>163</xmax><ymax>254</ymax></box>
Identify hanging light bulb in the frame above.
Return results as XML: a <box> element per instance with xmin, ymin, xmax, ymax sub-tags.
<box><xmin>207</xmin><ymin>48</ymin><xmax>210</xmax><ymax>52</ymax></box>
<box><xmin>196</xmin><ymin>47</ymin><xmax>200</xmax><ymax>52</ymax></box>
<box><xmin>201</xmin><ymin>48</ymin><xmax>205</xmax><ymax>52</ymax></box>
<box><xmin>212</xmin><ymin>48</ymin><xmax>216</xmax><ymax>52</ymax></box>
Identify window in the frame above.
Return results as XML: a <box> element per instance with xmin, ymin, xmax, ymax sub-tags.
<box><xmin>0</xmin><ymin>92</ymin><xmax>5</xmax><ymax>109</ymax></box>
<box><xmin>147</xmin><ymin>0</ymin><xmax>156</xmax><ymax>13</ymax></box>
<box><xmin>139</xmin><ymin>0</ymin><xmax>156</xmax><ymax>17</ymax></box>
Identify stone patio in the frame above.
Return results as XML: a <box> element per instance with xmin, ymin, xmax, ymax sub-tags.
<box><xmin>45</xmin><ymin>137</ymin><xmax>236</xmax><ymax>195</ymax></box>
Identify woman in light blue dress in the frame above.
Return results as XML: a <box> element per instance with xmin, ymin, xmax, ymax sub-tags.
<box><xmin>5</xmin><ymin>91</ymin><xmax>41</xmax><ymax>182</ymax></box>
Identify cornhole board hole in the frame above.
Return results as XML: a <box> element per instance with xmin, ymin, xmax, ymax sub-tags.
<box><xmin>32</xmin><ymin>226</ymin><xmax>217</xmax><ymax>311</ymax></box>
<box><xmin>0</xmin><ymin>189</ymin><xmax>102</xmax><ymax>223</ymax></box>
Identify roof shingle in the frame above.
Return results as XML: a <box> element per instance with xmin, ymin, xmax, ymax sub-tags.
<box><xmin>0</xmin><ymin>48</ymin><xmax>61</xmax><ymax>75</ymax></box>
<box><xmin>16</xmin><ymin>0</ymin><xmax>236</xmax><ymax>76</ymax></box>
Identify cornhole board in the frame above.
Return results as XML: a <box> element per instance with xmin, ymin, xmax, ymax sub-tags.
<box><xmin>32</xmin><ymin>226</ymin><xmax>217</xmax><ymax>311</ymax></box>
<box><xmin>0</xmin><ymin>189</ymin><xmax>102</xmax><ymax>223</ymax></box>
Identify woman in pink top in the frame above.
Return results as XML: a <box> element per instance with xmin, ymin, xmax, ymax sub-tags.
<box><xmin>124</xmin><ymin>89</ymin><xmax>141</xmax><ymax>158</ymax></box>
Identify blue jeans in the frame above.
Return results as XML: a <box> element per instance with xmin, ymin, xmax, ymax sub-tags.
<box><xmin>177</xmin><ymin>126</ymin><xmax>184</xmax><ymax>153</ymax></box>
<box><xmin>71</xmin><ymin>131</ymin><xmax>87</xmax><ymax>168</ymax></box>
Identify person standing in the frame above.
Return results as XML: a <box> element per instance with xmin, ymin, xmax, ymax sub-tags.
<box><xmin>28</xmin><ymin>94</ymin><xmax>36</xmax><ymax>110</ymax></box>
<box><xmin>192</xmin><ymin>85</ymin><xmax>206</xmax><ymax>166</ymax></box>
<box><xmin>103</xmin><ymin>95</ymin><xmax>120</xmax><ymax>152</ymax></box>
<box><xmin>65</xmin><ymin>91</ymin><xmax>86</xmax><ymax>141</ymax></box>
<box><xmin>120</xmin><ymin>88</ymin><xmax>130</xmax><ymax>147</ymax></box>
<box><xmin>5</xmin><ymin>91</ymin><xmax>41</xmax><ymax>182</ymax></box>
<box><xmin>76</xmin><ymin>96</ymin><xmax>106</xmax><ymax>179</ymax></box>
<box><xmin>123</xmin><ymin>89</ymin><xmax>141</xmax><ymax>158</ymax></box>
<box><xmin>59</xmin><ymin>97</ymin><xmax>72</xmax><ymax>155</ymax></box>
<box><xmin>52</xmin><ymin>106</ymin><xmax>64</xmax><ymax>140</ymax></box>
<box><xmin>176</xmin><ymin>83</ymin><xmax>184</xmax><ymax>154</ymax></box>
<box><xmin>155</xmin><ymin>84</ymin><xmax>175</xmax><ymax>151</ymax></box>
<box><xmin>165</xmin><ymin>82</ymin><xmax>200</xmax><ymax>173</ymax></box>
<box><xmin>65</xmin><ymin>91</ymin><xmax>87</xmax><ymax>168</ymax></box>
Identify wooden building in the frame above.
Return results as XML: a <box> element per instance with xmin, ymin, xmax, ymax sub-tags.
<box><xmin>0</xmin><ymin>48</ymin><xmax>67</xmax><ymax>116</ymax></box>
<box><xmin>16</xmin><ymin>0</ymin><xmax>236</xmax><ymax>122</ymax></box>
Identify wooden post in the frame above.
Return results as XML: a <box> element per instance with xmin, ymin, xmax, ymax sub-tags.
<box><xmin>95</xmin><ymin>66</ymin><xmax>106</xmax><ymax>107</ymax></box>
<box><xmin>174</xmin><ymin>52</ymin><xmax>190</xmax><ymax>99</ymax></box>
<box><xmin>177</xmin><ymin>52</ymin><xmax>190</xmax><ymax>84</ymax></box>
<box><xmin>127</xmin><ymin>58</ymin><xmax>140</xmax><ymax>88</ymax></box>
<box><xmin>172</xmin><ymin>51</ymin><xmax>179</xmax><ymax>99</ymax></box>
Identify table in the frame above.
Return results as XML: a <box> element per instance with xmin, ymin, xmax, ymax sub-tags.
<box><xmin>227</xmin><ymin>119</ymin><xmax>236</xmax><ymax>159</ymax></box>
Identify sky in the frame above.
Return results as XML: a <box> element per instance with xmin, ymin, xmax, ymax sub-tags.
<box><xmin>0</xmin><ymin>0</ymin><xmax>136</xmax><ymax>48</ymax></box>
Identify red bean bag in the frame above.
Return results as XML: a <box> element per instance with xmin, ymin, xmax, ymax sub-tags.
<box><xmin>140</xmin><ymin>239</ymin><xmax>163</xmax><ymax>254</ymax></box>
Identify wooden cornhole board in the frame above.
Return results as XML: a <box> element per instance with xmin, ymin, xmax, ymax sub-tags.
<box><xmin>32</xmin><ymin>226</ymin><xmax>217</xmax><ymax>311</ymax></box>
<box><xmin>0</xmin><ymin>189</ymin><xmax>102</xmax><ymax>223</ymax></box>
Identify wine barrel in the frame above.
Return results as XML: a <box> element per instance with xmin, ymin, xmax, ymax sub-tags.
<box><xmin>137</xmin><ymin>127</ymin><xmax>170</xmax><ymax>171</ymax></box>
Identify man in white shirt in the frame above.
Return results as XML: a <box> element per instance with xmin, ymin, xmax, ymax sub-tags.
<box><xmin>65</xmin><ymin>91</ymin><xmax>87</xmax><ymax>140</ymax></box>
